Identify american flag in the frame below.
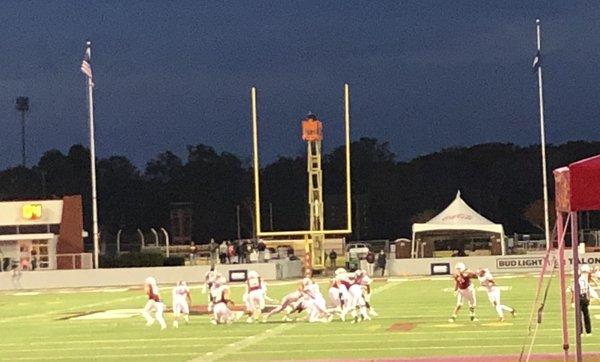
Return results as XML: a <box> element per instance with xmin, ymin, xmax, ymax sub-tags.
<box><xmin>81</xmin><ymin>41</ymin><xmax>93</xmax><ymax>79</ymax></box>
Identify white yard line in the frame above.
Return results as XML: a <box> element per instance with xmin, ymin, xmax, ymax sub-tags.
<box><xmin>4</xmin><ymin>352</ymin><xmax>198</xmax><ymax>361</ymax></box>
<box><xmin>5</xmin><ymin>341</ymin><xmax>592</xmax><ymax>361</ymax></box>
<box><xmin>0</xmin><ymin>334</ymin><xmax>565</xmax><ymax>353</ymax></box>
<box><xmin>229</xmin><ymin>342</ymin><xmax>600</xmax><ymax>355</ymax></box>
<box><xmin>192</xmin><ymin>323</ymin><xmax>296</xmax><ymax>362</ymax></box>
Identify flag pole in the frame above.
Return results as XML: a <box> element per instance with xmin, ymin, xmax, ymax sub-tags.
<box><xmin>84</xmin><ymin>41</ymin><xmax>100</xmax><ymax>269</ymax></box>
<box><xmin>535</xmin><ymin>19</ymin><xmax>551</xmax><ymax>253</ymax></box>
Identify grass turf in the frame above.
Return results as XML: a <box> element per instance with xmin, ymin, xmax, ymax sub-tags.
<box><xmin>0</xmin><ymin>274</ymin><xmax>595</xmax><ymax>361</ymax></box>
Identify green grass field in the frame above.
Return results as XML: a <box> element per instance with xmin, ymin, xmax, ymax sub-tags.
<box><xmin>0</xmin><ymin>274</ymin><xmax>596</xmax><ymax>361</ymax></box>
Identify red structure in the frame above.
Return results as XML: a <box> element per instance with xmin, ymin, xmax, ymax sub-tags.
<box><xmin>553</xmin><ymin>154</ymin><xmax>600</xmax><ymax>361</ymax></box>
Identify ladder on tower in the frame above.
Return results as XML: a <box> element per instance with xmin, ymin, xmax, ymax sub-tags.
<box><xmin>307</xmin><ymin>140</ymin><xmax>325</xmax><ymax>269</ymax></box>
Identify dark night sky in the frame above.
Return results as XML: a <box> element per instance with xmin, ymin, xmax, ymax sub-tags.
<box><xmin>1</xmin><ymin>1</ymin><xmax>600</xmax><ymax>170</ymax></box>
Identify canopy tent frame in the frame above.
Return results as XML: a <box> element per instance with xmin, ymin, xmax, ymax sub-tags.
<box><xmin>411</xmin><ymin>191</ymin><xmax>505</xmax><ymax>258</ymax></box>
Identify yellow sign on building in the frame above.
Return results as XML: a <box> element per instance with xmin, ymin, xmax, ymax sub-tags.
<box><xmin>22</xmin><ymin>204</ymin><xmax>42</xmax><ymax>220</ymax></box>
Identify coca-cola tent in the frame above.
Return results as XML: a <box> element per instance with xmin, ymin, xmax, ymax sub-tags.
<box><xmin>411</xmin><ymin>191</ymin><xmax>505</xmax><ymax>258</ymax></box>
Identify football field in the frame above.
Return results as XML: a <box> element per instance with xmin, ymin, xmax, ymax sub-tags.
<box><xmin>0</xmin><ymin>274</ymin><xmax>597</xmax><ymax>361</ymax></box>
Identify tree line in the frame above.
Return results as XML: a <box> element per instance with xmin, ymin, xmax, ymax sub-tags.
<box><xmin>1</xmin><ymin>139</ymin><xmax>600</xmax><ymax>246</ymax></box>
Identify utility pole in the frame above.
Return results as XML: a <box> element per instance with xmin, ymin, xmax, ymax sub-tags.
<box><xmin>269</xmin><ymin>202</ymin><xmax>274</xmax><ymax>231</ymax></box>
<box><xmin>15</xmin><ymin>97</ymin><xmax>29</xmax><ymax>167</ymax></box>
<box><xmin>236</xmin><ymin>205</ymin><xmax>241</xmax><ymax>241</ymax></box>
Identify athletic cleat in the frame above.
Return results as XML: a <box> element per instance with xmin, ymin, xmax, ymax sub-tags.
<box><xmin>471</xmin><ymin>317</ymin><xmax>479</xmax><ymax>322</ymax></box>
<box><xmin>173</xmin><ymin>321</ymin><xmax>179</xmax><ymax>328</ymax></box>
<box><xmin>210</xmin><ymin>319</ymin><xmax>217</xmax><ymax>325</ymax></box>
<box><xmin>511</xmin><ymin>308</ymin><xmax>517</xmax><ymax>317</ymax></box>
<box><xmin>498</xmin><ymin>317</ymin><xmax>505</xmax><ymax>322</ymax></box>
<box><xmin>246</xmin><ymin>317</ymin><xmax>254</xmax><ymax>324</ymax></box>
<box><xmin>369</xmin><ymin>309</ymin><xmax>379</xmax><ymax>317</ymax></box>
<box><xmin>448</xmin><ymin>316</ymin><xmax>456</xmax><ymax>323</ymax></box>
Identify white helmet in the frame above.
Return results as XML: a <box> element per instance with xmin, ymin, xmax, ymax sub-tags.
<box><xmin>335</xmin><ymin>268</ymin><xmax>347</xmax><ymax>275</ymax></box>
<box><xmin>455</xmin><ymin>263</ymin><xmax>466</xmax><ymax>272</ymax></box>
<box><xmin>145</xmin><ymin>276</ymin><xmax>157</xmax><ymax>286</ymax></box>
<box><xmin>581</xmin><ymin>264</ymin><xmax>591</xmax><ymax>273</ymax></box>
<box><xmin>248</xmin><ymin>270</ymin><xmax>259</xmax><ymax>279</ymax></box>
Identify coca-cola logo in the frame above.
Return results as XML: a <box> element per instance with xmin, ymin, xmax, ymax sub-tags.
<box><xmin>441</xmin><ymin>214</ymin><xmax>472</xmax><ymax>221</ymax></box>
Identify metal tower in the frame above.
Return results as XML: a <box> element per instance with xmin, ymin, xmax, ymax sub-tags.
<box><xmin>302</xmin><ymin>114</ymin><xmax>325</xmax><ymax>269</ymax></box>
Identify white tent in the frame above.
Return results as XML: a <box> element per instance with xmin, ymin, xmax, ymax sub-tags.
<box><xmin>411</xmin><ymin>191</ymin><xmax>505</xmax><ymax>258</ymax></box>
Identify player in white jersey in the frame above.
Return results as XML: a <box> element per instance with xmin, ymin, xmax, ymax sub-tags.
<box><xmin>202</xmin><ymin>266</ymin><xmax>219</xmax><ymax>312</ymax></box>
<box><xmin>263</xmin><ymin>289</ymin><xmax>305</xmax><ymax>322</ymax></box>
<box><xmin>477</xmin><ymin>268</ymin><xmax>515</xmax><ymax>322</ymax></box>
<box><xmin>171</xmin><ymin>280</ymin><xmax>191</xmax><ymax>328</ymax></box>
<box><xmin>141</xmin><ymin>276</ymin><xmax>167</xmax><ymax>330</ymax></box>
<box><xmin>244</xmin><ymin>270</ymin><xmax>266</xmax><ymax>323</ymax></box>
<box><xmin>301</xmin><ymin>278</ymin><xmax>333</xmax><ymax>323</ymax></box>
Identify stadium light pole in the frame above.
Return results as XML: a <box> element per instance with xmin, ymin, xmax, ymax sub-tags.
<box><xmin>15</xmin><ymin>97</ymin><xmax>29</xmax><ymax>167</ymax></box>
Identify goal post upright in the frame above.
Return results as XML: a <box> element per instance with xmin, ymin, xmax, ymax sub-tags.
<box><xmin>250</xmin><ymin>84</ymin><xmax>353</xmax><ymax>272</ymax></box>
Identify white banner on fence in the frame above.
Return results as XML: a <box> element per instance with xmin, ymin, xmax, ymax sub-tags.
<box><xmin>388</xmin><ymin>251</ymin><xmax>600</xmax><ymax>276</ymax></box>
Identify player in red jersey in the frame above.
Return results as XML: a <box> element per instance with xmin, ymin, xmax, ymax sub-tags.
<box><xmin>449</xmin><ymin>263</ymin><xmax>478</xmax><ymax>323</ymax></box>
<box><xmin>141</xmin><ymin>276</ymin><xmax>167</xmax><ymax>329</ymax></box>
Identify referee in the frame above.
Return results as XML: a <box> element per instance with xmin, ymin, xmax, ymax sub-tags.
<box><xmin>579</xmin><ymin>264</ymin><xmax>592</xmax><ymax>336</ymax></box>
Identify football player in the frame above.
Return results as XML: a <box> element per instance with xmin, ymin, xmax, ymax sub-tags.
<box><xmin>171</xmin><ymin>280</ymin><xmax>191</xmax><ymax>328</ymax></box>
<box><xmin>333</xmin><ymin>268</ymin><xmax>353</xmax><ymax>321</ymax></box>
<box><xmin>202</xmin><ymin>266</ymin><xmax>219</xmax><ymax>312</ymax></box>
<box><xmin>301</xmin><ymin>277</ymin><xmax>332</xmax><ymax>323</ymax></box>
<box><xmin>477</xmin><ymin>268</ymin><xmax>515</xmax><ymax>322</ymax></box>
<box><xmin>449</xmin><ymin>263</ymin><xmax>478</xmax><ymax>323</ymax></box>
<box><xmin>244</xmin><ymin>270</ymin><xmax>266</xmax><ymax>323</ymax></box>
<box><xmin>141</xmin><ymin>276</ymin><xmax>167</xmax><ymax>330</ymax></box>
<box><xmin>263</xmin><ymin>289</ymin><xmax>304</xmax><ymax>322</ymax></box>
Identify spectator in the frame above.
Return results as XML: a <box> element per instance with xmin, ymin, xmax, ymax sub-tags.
<box><xmin>365</xmin><ymin>251</ymin><xmax>375</xmax><ymax>276</ymax></box>
<box><xmin>31</xmin><ymin>250</ymin><xmax>37</xmax><ymax>271</ymax></box>
<box><xmin>227</xmin><ymin>241</ymin><xmax>235</xmax><ymax>264</ymax></box>
<box><xmin>377</xmin><ymin>250</ymin><xmax>387</xmax><ymax>277</ymax></box>
<box><xmin>257</xmin><ymin>240</ymin><xmax>266</xmax><ymax>252</ymax></box>
<box><xmin>219</xmin><ymin>241</ymin><xmax>227</xmax><ymax>264</ymax></box>
<box><xmin>329</xmin><ymin>249</ymin><xmax>337</xmax><ymax>269</ymax></box>
<box><xmin>246</xmin><ymin>243</ymin><xmax>253</xmax><ymax>263</ymax></box>
<box><xmin>257</xmin><ymin>240</ymin><xmax>266</xmax><ymax>263</ymax></box>
<box><xmin>237</xmin><ymin>241</ymin><xmax>246</xmax><ymax>264</ymax></box>
<box><xmin>189</xmin><ymin>242</ymin><xmax>197</xmax><ymax>264</ymax></box>
<box><xmin>264</xmin><ymin>248</ymin><xmax>271</xmax><ymax>262</ymax></box>
<box><xmin>209</xmin><ymin>238</ymin><xmax>217</xmax><ymax>263</ymax></box>
<box><xmin>249</xmin><ymin>249</ymin><xmax>259</xmax><ymax>263</ymax></box>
